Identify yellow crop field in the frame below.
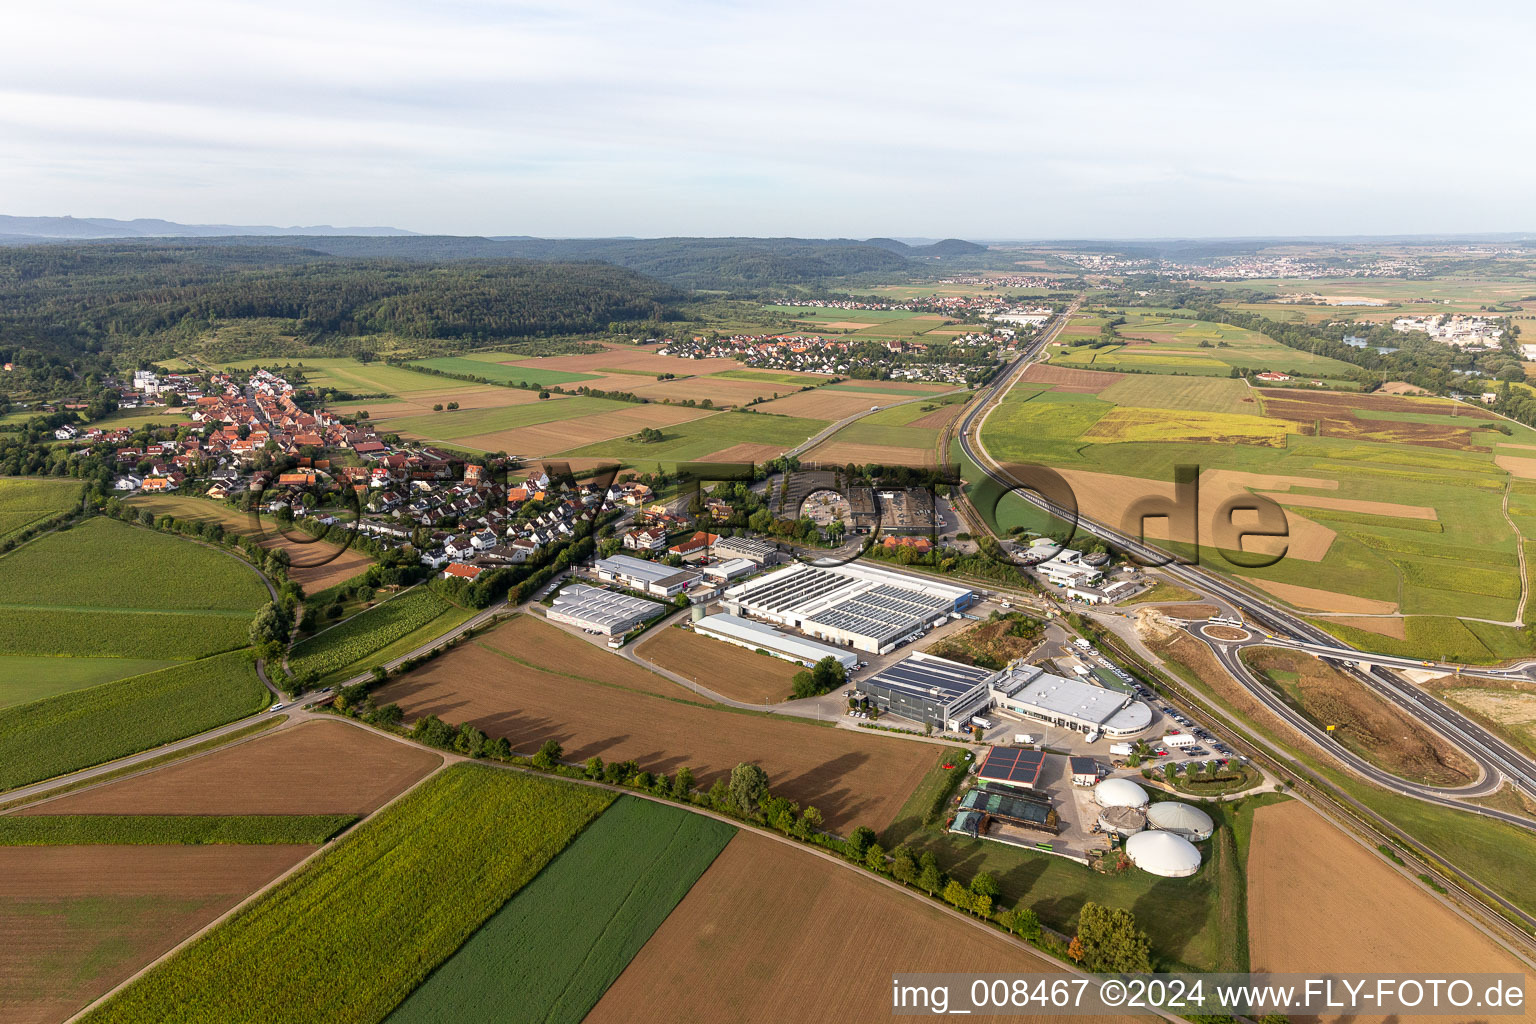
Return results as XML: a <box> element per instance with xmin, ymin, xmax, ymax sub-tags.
<box><xmin>1083</xmin><ymin>407</ymin><xmax>1298</xmax><ymax>447</ymax></box>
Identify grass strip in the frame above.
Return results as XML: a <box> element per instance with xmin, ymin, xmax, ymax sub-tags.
<box><xmin>0</xmin><ymin>814</ymin><xmax>356</xmax><ymax>845</ymax></box>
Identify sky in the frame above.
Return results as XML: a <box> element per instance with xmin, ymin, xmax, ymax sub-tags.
<box><xmin>2</xmin><ymin>0</ymin><xmax>1532</xmax><ymax>239</ymax></box>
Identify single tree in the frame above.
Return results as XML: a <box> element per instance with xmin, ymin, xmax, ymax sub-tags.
<box><xmin>918</xmin><ymin>852</ymin><xmax>943</xmax><ymax>896</ymax></box>
<box><xmin>533</xmin><ymin>738</ymin><xmax>563</xmax><ymax>770</ymax></box>
<box><xmin>864</xmin><ymin>842</ymin><xmax>887</xmax><ymax>874</ymax></box>
<box><xmin>1074</xmin><ymin>902</ymin><xmax>1152</xmax><ymax>973</ymax></box>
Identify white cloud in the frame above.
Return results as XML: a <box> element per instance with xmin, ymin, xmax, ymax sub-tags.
<box><xmin>0</xmin><ymin>0</ymin><xmax>1530</xmax><ymax>235</ymax></box>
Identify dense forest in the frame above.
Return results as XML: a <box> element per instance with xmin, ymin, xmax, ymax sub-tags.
<box><xmin>0</xmin><ymin>244</ymin><xmax>684</xmax><ymax>375</ymax></box>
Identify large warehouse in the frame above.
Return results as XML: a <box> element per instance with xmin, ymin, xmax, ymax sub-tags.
<box><xmin>546</xmin><ymin>585</ymin><xmax>665</xmax><ymax>636</ymax></box>
<box><xmin>856</xmin><ymin>652</ymin><xmax>994</xmax><ymax>730</ymax></box>
<box><xmin>723</xmin><ymin>562</ymin><xmax>973</xmax><ymax>654</ymax></box>
<box><xmin>593</xmin><ymin>554</ymin><xmax>699</xmax><ymax>598</ymax></box>
<box><xmin>691</xmin><ymin>612</ymin><xmax>857</xmax><ymax>671</ymax></box>
<box><xmin>990</xmin><ymin>663</ymin><xmax>1152</xmax><ymax>738</ymax></box>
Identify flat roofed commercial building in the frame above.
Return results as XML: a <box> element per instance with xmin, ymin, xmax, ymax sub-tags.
<box><xmin>723</xmin><ymin>562</ymin><xmax>973</xmax><ymax>654</ymax></box>
<box><xmin>990</xmin><ymin>663</ymin><xmax>1152</xmax><ymax>738</ymax></box>
<box><xmin>546</xmin><ymin>585</ymin><xmax>664</xmax><ymax>636</ymax></box>
<box><xmin>691</xmin><ymin>612</ymin><xmax>857</xmax><ymax>671</ymax></box>
<box><xmin>593</xmin><ymin>553</ymin><xmax>699</xmax><ymax>597</ymax></box>
<box><xmin>700</xmin><ymin>557</ymin><xmax>755</xmax><ymax>582</ymax></box>
<box><xmin>877</xmin><ymin>487</ymin><xmax>936</xmax><ymax>535</ymax></box>
<box><xmin>712</xmin><ymin>535</ymin><xmax>781</xmax><ymax>565</ymax></box>
<box><xmin>856</xmin><ymin>652</ymin><xmax>993</xmax><ymax>729</ymax></box>
<box><xmin>976</xmin><ymin>746</ymin><xmax>1047</xmax><ymax>790</ymax></box>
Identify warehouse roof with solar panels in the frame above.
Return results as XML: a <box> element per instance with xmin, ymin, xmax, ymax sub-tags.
<box><xmin>976</xmin><ymin>746</ymin><xmax>1047</xmax><ymax>790</ymax></box>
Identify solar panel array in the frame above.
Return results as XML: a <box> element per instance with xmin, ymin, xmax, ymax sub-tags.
<box><xmin>863</xmin><ymin>654</ymin><xmax>993</xmax><ymax>703</ymax></box>
<box><xmin>806</xmin><ymin>584</ymin><xmax>951</xmax><ymax>647</ymax></box>
<box><xmin>977</xmin><ymin>747</ymin><xmax>1047</xmax><ymax>788</ymax></box>
<box><xmin>738</xmin><ymin>566</ymin><xmax>859</xmax><ymax>614</ymax></box>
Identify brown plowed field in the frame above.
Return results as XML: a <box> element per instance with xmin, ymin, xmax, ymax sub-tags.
<box><xmin>19</xmin><ymin>719</ymin><xmax>441</xmax><ymax>817</ymax></box>
<box><xmin>1378</xmin><ymin>381</ymin><xmax>1433</xmax><ymax>396</ymax></box>
<box><xmin>373</xmin><ymin>619</ymin><xmax>937</xmax><ymax>830</ymax></box>
<box><xmin>1248</xmin><ymin>800</ymin><xmax>1527</xmax><ymax>1020</ymax></box>
<box><xmin>585</xmin><ymin>832</ymin><xmax>1136</xmax><ymax>1024</ymax></box>
<box><xmin>457</xmin><ymin>404</ymin><xmax>716</xmax><ymax>457</ymax></box>
<box><xmin>626</xmin><ymin>376</ymin><xmax>772</xmax><ymax>408</ymax></box>
<box><xmin>1257</xmin><ymin>389</ymin><xmax>1495</xmax><ymax>450</ymax></box>
<box><xmin>906</xmin><ymin>403</ymin><xmax>967</xmax><ymax>430</ymax></box>
<box><xmin>1243</xmin><ymin>647</ymin><xmax>1478</xmax><ymax>787</ymax></box>
<box><xmin>0</xmin><ymin>844</ymin><xmax>311</xmax><ymax>1024</ymax></box>
<box><xmin>1247</xmin><ymin>577</ymin><xmax>1397</xmax><ymax>614</ymax></box>
<box><xmin>1496</xmin><ymin>455</ymin><xmax>1536</xmax><ymax>479</ymax></box>
<box><xmin>755</xmin><ymin>390</ymin><xmax>894</xmax><ymax>420</ymax></box>
<box><xmin>483</xmin><ymin>615</ymin><xmax>689</xmax><ymax>699</ymax></box>
<box><xmin>1326</xmin><ymin>615</ymin><xmax>1408</xmax><ymax>639</ymax></box>
<box><xmin>635</xmin><ymin>625</ymin><xmax>800</xmax><ymax>704</ymax></box>
<box><xmin>806</xmin><ymin>441</ymin><xmax>933</xmax><ymax>467</ymax></box>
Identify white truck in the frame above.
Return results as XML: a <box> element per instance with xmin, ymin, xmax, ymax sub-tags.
<box><xmin>1162</xmin><ymin>733</ymin><xmax>1197</xmax><ymax>749</ymax></box>
<box><xmin>1109</xmin><ymin>742</ymin><xmax>1135</xmax><ymax>757</ymax></box>
<box><xmin>1013</xmin><ymin>733</ymin><xmax>1039</xmax><ymax>745</ymax></box>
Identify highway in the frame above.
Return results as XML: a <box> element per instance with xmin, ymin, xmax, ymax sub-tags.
<box><xmin>953</xmin><ymin>307</ymin><xmax>1536</xmax><ymax>816</ymax></box>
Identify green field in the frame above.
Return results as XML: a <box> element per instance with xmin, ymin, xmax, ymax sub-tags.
<box><xmin>1053</xmin><ymin>311</ymin><xmax>1358</xmax><ymax>377</ymax></box>
<box><xmin>408</xmin><ymin>357</ymin><xmax>598</xmax><ymax>386</ymax></box>
<box><xmin>560</xmin><ymin>410</ymin><xmax>828</xmax><ymax>464</ymax></box>
<box><xmin>0</xmin><ymin>477</ymin><xmax>83</xmax><ymax>543</ymax></box>
<box><xmin>288</xmin><ymin>588</ymin><xmax>475</xmax><ymax>685</ymax></box>
<box><xmin>0</xmin><ymin>814</ymin><xmax>355</xmax><ymax>845</ymax></box>
<box><xmin>386</xmin><ymin>797</ymin><xmax>734</xmax><ymax>1024</ymax></box>
<box><xmin>0</xmin><ymin>655</ymin><xmax>174</xmax><ymax>709</ymax></box>
<box><xmin>0</xmin><ymin>650</ymin><xmax>270</xmax><ymax>791</ymax></box>
<box><xmin>82</xmin><ymin>764</ymin><xmax>613</xmax><ymax>1024</ymax></box>
<box><xmin>763</xmin><ymin>304</ymin><xmax>959</xmax><ymax>340</ymax></box>
<box><xmin>0</xmin><ymin>607</ymin><xmax>253</xmax><ymax>662</ymax></box>
<box><xmin>386</xmin><ymin>395</ymin><xmax>633</xmax><ymax>443</ymax></box>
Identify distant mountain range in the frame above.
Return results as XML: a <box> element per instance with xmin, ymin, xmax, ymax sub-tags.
<box><xmin>0</xmin><ymin>215</ymin><xmax>415</xmax><ymax>239</ymax></box>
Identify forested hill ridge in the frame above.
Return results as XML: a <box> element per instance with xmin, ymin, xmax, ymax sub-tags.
<box><xmin>0</xmin><ymin>244</ymin><xmax>684</xmax><ymax>372</ymax></box>
<box><xmin>0</xmin><ymin>233</ymin><xmax>988</xmax><ymax>289</ymax></box>
<box><xmin>0</xmin><ymin>214</ymin><xmax>413</xmax><ymax>238</ymax></box>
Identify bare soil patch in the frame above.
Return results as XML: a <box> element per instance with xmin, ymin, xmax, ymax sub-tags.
<box><xmin>1248</xmin><ymin>800</ymin><xmax>1525</xmax><ymax>1003</ymax></box>
<box><xmin>0</xmin><ymin>844</ymin><xmax>311</xmax><ymax>1024</ymax></box>
<box><xmin>1258</xmin><ymin>389</ymin><xmax>1494</xmax><ymax>451</ymax></box>
<box><xmin>1496</xmin><ymin>455</ymin><xmax>1536</xmax><ymax>479</ymax></box>
<box><xmin>1267</xmin><ymin>492</ymin><xmax>1437</xmax><ymax>519</ymax></box>
<box><xmin>585</xmin><ymin>832</ymin><xmax>1128</xmax><ymax>1024</ymax></box>
<box><xmin>484</xmin><ymin>615</ymin><xmax>688</xmax><ymax>700</ymax></box>
<box><xmin>636</xmin><ymin>625</ymin><xmax>800</xmax><ymax>704</ymax></box>
<box><xmin>1246</xmin><ymin>577</ymin><xmax>1397</xmax><ymax>614</ymax></box>
<box><xmin>18</xmin><ymin>719</ymin><xmax>441</xmax><ymax>817</ymax></box>
<box><xmin>626</xmin><ymin>376</ymin><xmax>771</xmax><ymax>408</ymax></box>
<box><xmin>696</xmin><ymin>442</ymin><xmax>791</xmax><ymax>463</ymax></box>
<box><xmin>807</xmin><ymin>441</ymin><xmax>933</xmax><ymax>467</ymax></box>
<box><xmin>1243</xmin><ymin>648</ymin><xmax>1478</xmax><ymax>787</ymax></box>
<box><xmin>1020</xmin><ymin>362</ymin><xmax>1123</xmax><ymax>393</ymax></box>
<box><xmin>1203</xmin><ymin>625</ymin><xmax>1248</xmax><ymax>641</ymax></box>
<box><xmin>1150</xmin><ymin>603</ymin><xmax>1220</xmax><ymax>619</ymax></box>
<box><xmin>1378</xmin><ymin>381</ymin><xmax>1433</xmax><ymax>396</ymax></box>
<box><xmin>373</xmin><ymin>620</ymin><xmax>937</xmax><ymax>831</ymax></box>
<box><xmin>755</xmin><ymin>389</ymin><xmax>891</xmax><ymax>420</ymax></box>
<box><xmin>1437</xmin><ymin>687</ymin><xmax>1536</xmax><ymax>751</ymax></box>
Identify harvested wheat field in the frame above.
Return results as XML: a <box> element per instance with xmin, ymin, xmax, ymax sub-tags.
<box><xmin>457</xmin><ymin>404</ymin><xmax>716</xmax><ymax>457</ymax></box>
<box><xmin>486</xmin><ymin>615</ymin><xmax>691</xmax><ymax>700</ymax></box>
<box><xmin>1243</xmin><ymin>647</ymin><xmax>1478</xmax><ymax>787</ymax></box>
<box><xmin>586</xmin><ymin>832</ymin><xmax>1136</xmax><ymax>1024</ymax></box>
<box><xmin>1021</xmin><ymin>362</ymin><xmax>1123</xmax><ymax>393</ymax></box>
<box><xmin>1496</xmin><ymin>455</ymin><xmax>1536</xmax><ymax>479</ymax></box>
<box><xmin>906</xmin><ymin>402</ymin><xmax>968</xmax><ymax>430</ymax></box>
<box><xmin>807</xmin><ymin>441</ymin><xmax>933</xmax><ymax>467</ymax></box>
<box><xmin>373</xmin><ymin>620</ymin><xmax>937</xmax><ymax>831</ymax></box>
<box><xmin>1326</xmin><ymin>615</ymin><xmax>1408</xmax><ymax>639</ymax></box>
<box><xmin>636</xmin><ymin>625</ymin><xmax>800</xmax><ymax>704</ymax></box>
<box><xmin>332</xmin><ymin>385</ymin><xmax>538</xmax><ymax>422</ymax></box>
<box><xmin>1247</xmin><ymin>577</ymin><xmax>1397</xmax><ymax>614</ymax></box>
<box><xmin>696</xmin><ymin>442</ymin><xmax>791</xmax><ymax>464</ymax></box>
<box><xmin>625</xmin><ymin>376</ymin><xmax>771</xmax><ymax>408</ymax></box>
<box><xmin>754</xmin><ymin>389</ymin><xmax>894</xmax><ymax>420</ymax></box>
<box><xmin>1378</xmin><ymin>381</ymin><xmax>1433</xmax><ymax>396</ymax></box>
<box><xmin>1267</xmin><ymin>492</ymin><xmax>1438</xmax><ymax>520</ymax></box>
<box><xmin>1248</xmin><ymin>801</ymin><xmax>1528</xmax><ymax>1023</ymax></box>
<box><xmin>19</xmin><ymin>719</ymin><xmax>441</xmax><ymax>817</ymax></box>
<box><xmin>0</xmin><ymin>844</ymin><xmax>311</xmax><ymax>1024</ymax></box>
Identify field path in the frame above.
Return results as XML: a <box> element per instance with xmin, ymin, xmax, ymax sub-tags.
<box><xmin>784</xmin><ymin>386</ymin><xmax>968</xmax><ymax>459</ymax></box>
<box><xmin>1501</xmin><ymin>474</ymin><xmax>1530</xmax><ymax>627</ymax></box>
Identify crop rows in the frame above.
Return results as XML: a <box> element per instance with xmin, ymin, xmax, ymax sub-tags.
<box><xmin>82</xmin><ymin>764</ymin><xmax>614</xmax><ymax>1024</ymax></box>
<box><xmin>387</xmin><ymin>796</ymin><xmax>734</xmax><ymax>1024</ymax></box>
<box><xmin>0</xmin><ymin>813</ymin><xmax>357</xmax><ymax>845</ymax></box>
<box><xmin>0</xmin><ymin>650</ymin><xmax>270</xmax><ymax>791</ymax></box>
<box><xmin>288</xmin><ymin>588</ymin><xmax>454</xmax><ymax>681</ymax></box>
<box><xmin>0</xmin><ymin>608</ymin><xmax>252</xmax><ymax>660</ymax></box>
<box><xmin>0</xmin><ymin>477</ymin><xmax>82</xmax><ymax>544</ymax></box>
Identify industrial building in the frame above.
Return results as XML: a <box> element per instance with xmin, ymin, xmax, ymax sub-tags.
<box><xmin>546</xmin><ymin>585</ymin><xmax>665</xmax><ymax>637</ymax></box>
<box><xmin>1069</xmin><ymin>756</ymin><xmax>1101</xmax><ymax>786</ymax></box>
<box><xmin>855</xmin><ymin>652</ymin><xmax>993</xmax><ymax>730</ymax></box>
<box><xmin>723</xmin><ymin>562</ymin><xmax>973</xmax><ymax>654</ymax></box>
<box><xmin>877</xmin><ymin>487</ymin><xmax>937</xmax><ymax>535</ymax></box>
<box><xmin>975</xmin><ymin>746</ymin><xmax>1047</xmax><ymax>791</ymax></box>
<box><xmin>700</xmin><ymin>558</ymin><xmax>755</xmax><ymax>582</ymax></box>
<box><xmin>690</xmin><ymin>612</ymin><xmax>857</xmax><ymax>671</ymax></box>
<box><xmin>1145</xmin><ymin>802</ymin><xmax>1215</xmax><ymax>842</ymax></box>
<box><xmin>711</xmin><ymin>535</ymin><xmax>781</xmax><ymax>565</ymax></box>
<box><xmin>954</xmin><ymin>786</ymin><xmax>1058</xmax><ymax>835</ymax></box>
<box><xmin>593</xmin><ymin>553</ymin><xmax>699</xmax><ymax>598</ymax></box>
<box><xmin>990</xmin><ymin>663</ymin><xmax>1152</xmax><ymax>738</ymax></box>
<box><xmin>1125</xmin><ymin>830</ymin><xmax>1202</xmax><ymax>877</ymax></box>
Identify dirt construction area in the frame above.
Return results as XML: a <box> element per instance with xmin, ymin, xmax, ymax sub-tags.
<box><xmin>1247</xmin><ymin>800</ymin><xmax>1529</xmax><ymax>1022</ymax></box>
<box><xmin>0</xmin><ymin>844</ymin><xmax>312</xmax><ymax>1024</ymax></box>
<box><xmin>585</xmin><ymin>831</ymin><xmax>1137</xmax><ymax>1024</ymax></box>
<box><xmin>1243</xmin><ymin>648</ymin><xmax>1478</xmax><ymax>788</ymax></box>
<box><xmin>373</xmin><ymin>617</ymin><xmax>938</xmax><ymax>831</ymax></box>
<box><xmin>20</xmin><ymin>719</ymin><xmax>442</xmax><ymax>817</ymax></box>
<box><xmin>635</xmin><ymin>625</ymin><xmax>800</xmax><ymax>704</ymax></box>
